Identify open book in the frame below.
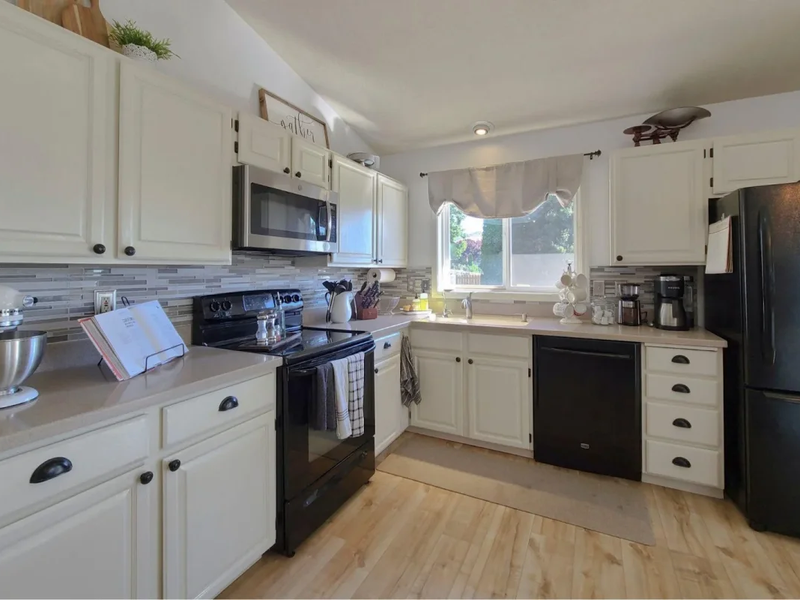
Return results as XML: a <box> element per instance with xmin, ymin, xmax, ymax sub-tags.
<box><xmin>80</xmin><ymin>300</ymin><xmax>189</xmax><ymax>381</ymax></box>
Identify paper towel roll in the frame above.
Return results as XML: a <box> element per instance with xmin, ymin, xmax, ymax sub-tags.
<box><xmin>367</xmin><ymin>268</ymin><xmax>396</xmax><ymax>283</ymax></box>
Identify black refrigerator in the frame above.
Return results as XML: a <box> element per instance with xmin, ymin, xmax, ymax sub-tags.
<box><xmin>705</xmin><ymin>182</ymin><xmax>800</xmax><ymax>536</ymax></box>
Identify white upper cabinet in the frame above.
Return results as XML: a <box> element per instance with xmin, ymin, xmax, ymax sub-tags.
<box><xmin>712</xmin><ymin>129</ymin><xmax>800</xmax><ymax>194</ymax></box>
<box><xmin>236</xmin><ymin>113</ymin><xmax>291</xmax><ymax>174</ymax></box>
<box><xmin>291</xmin><ymin>137</ymin><xmax>331</xmax><ymax>189</ymax></box>
<box><xmin>376</xmin><ymin>174</ymin><xmax>409</xmax><ymax>267</ymax></box>
<box><xmin>0</xmin><ymin>469</ymin><xmax>155</xmax><ymax>599</ymax></box>
<box><xmin>329</xmin><ymin>155</ymin><xmax>377</xmax><ymax>266</ymax></box>
<box><xmin>610</xmin><ymin>141</ymin><xmax>707</xmax><ymax>265</ymax></box>
<box><xmin>467</xmin><ymin>356</ymin><xmax>531</xmax><ymax>449</ymax></box>
<box><xmin>163</xmin><ymin>414</ymin><xmax>274</xmax><ymax>599</ymax></box>
<box><xmin>118</xmin><ymin>63</ymin><xmax>232</xmax><ymax>264</ymax></box>
<box><xmin>0</xmin><ymin>7</ymin><xmax>114</xmax><ymax>261</ymax></box>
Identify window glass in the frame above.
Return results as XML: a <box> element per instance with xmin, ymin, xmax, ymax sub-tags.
<box><xmin>447</xmin><ymin>206</ymin><xmax>503</xmax><ymax>287</ymax></box>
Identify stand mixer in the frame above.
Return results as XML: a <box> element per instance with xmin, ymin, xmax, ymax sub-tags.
<box><xmin>0</xmin><ymin>286</ymin><xmax>46</xmax><ymax>410</ymax></box>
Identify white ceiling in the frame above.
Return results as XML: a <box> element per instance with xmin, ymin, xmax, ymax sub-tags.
<box><xmin>227</xmin><ymin>0</ymin><xmax>800</xmax><ymax>155</ymax></box>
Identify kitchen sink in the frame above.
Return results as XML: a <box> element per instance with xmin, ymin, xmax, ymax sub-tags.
<box><xmin>430</xmin><ymin>316</ymin><xmax>530</xmax><ymax>327</ymax></box>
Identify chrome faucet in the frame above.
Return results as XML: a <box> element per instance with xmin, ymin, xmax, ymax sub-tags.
<box><xmin>461</xmin><ymin>292</ymin><xmax>474</xmax><ymax>319</ymax></box>
<box><xmin>442</xmin><ymin>289</ymin><xmax>453</xmax><ymax>318</ymax></box>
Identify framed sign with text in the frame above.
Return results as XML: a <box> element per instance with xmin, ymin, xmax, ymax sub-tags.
<box><xmin>258</xmin><ymin>88</ymin><xmax>330</xmax><ymax>149</ymax></box>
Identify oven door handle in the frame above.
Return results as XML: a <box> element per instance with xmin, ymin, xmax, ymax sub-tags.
<box><xmin>290</xmin><ymin>368</ymin><xmax>317</xmax><ymax>378</ymax></box>
<box><xmin>325</xmin><ymin>200</ymin><xmax>333</xmax><ymax>242</ymax></box>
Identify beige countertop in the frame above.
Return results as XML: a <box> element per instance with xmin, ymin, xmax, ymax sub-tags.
<box><xmin>311</xmin><ymin>314</ymin><xmax>727</xmax><ymax>348</ymax></box>
<box><xmin>0</xmin><ymin>346</ymin><xmax>282</xmax><ymax>455</ymax></box>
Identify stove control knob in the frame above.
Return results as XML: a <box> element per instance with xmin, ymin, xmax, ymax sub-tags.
<box><xmin>209</xmin><ymin>301</ymin><xmax>221</xmax><ymax>312</ymax></box>
<box><xmin>221</xmin><ymin>300</ymin><xmax>232</xmax><ymax>311</ymax></box>
<box><xmin>283</xmin><ymin>295</ymin><xmax>292</xmax><ymax>304</ymax></box>
<box><xmin>292</xmin><ymin>294</ymin><xmax>301</xmax><ymax>303</ymax></box>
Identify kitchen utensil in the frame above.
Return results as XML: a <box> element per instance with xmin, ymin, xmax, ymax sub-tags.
<box><xmin>61</xmin><ymin>0</ymin><xmax>109</xmax><ymax>47</ymax></box>
<box><xmin>377</xmin><ymin>296</ymin><xmax>400</xmax><ymax>315</ymax></box>
<box><xmin>17</xmin><ymin>0</ymin><xmax>73</xmax><ymax>24</ymax></box>
<box><xmin>330</xmin><ymin>291</ymin><xmax>353</xmax><ymax>323</ymax></box>
<box><xmin>0</xmin><ymin>330</ymin><xmax>47</xmax><ymax>409</ymax></box>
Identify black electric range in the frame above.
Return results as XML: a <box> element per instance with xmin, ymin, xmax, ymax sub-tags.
<box><xmin>192</xmin><ymin>289</ymin><xmax>376</xmax><ymax>557</ymax></box>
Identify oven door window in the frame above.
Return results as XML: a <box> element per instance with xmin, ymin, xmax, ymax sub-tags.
<box><xmin>250</xmin><ymin>182</ymin><xmax>327</xmax><ymax>241</ymax></box>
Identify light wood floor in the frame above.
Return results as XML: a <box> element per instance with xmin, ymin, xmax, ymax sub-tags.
<box><xmin>221</xmin><ymin>438</ymin><xmax>800</xmax><ymax>599</ymax></box>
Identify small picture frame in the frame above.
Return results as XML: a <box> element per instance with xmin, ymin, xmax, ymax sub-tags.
<box><xmin>258</xmin><ymin>88</ymin><xmax>330</xmax><ymax>149</ymax></box>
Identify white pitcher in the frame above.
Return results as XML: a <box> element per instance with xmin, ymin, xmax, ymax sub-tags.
<box><xmin>330</xmin><ymin>291</ymin><xmax>354</xmax><ymax>323</ymax></box>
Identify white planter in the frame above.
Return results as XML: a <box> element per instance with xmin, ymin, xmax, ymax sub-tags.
<box><xmin>122</xmin><ymin>44</ymin><xmax>157</xmax><ymax>63</ymax></box>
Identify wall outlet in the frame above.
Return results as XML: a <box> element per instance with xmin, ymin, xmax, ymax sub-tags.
<box><xmin>94</xmin><ymin>289</ymin><xmax>117</xmax><ymax>314</ymax></box>
<box><xmin>591</xmin><ymin>280</ymin><xmax>605</xmax><ymax>298</ymax></box>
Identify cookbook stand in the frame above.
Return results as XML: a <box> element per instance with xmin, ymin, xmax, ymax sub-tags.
<box><xmin>96</xmin><ymin>343</ymin><xmax>187</xmax><ymax>377</ymax></box>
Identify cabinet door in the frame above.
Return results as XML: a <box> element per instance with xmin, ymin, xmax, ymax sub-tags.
<box><xmin>237</xmin><ymin>113</ymin><xmax>291</xmax><ymax>173</ymax></box>
<box><xmin>467</xmin><ymin>356</ymin><xmax>531</xmax><ymax>449</ymax></box>
<box><xmin>411</xmin><ymin>350</ymin><xmax>464</xmax><ymax>435</ymax></box>
<box><xmin>291</xmin><ymin>137</ymin><xmax>331</xmax><ymax>189</ymax></box>
<box><xmin>0</xmin><ymin>7</ymin><xmax>114</xmax><ymax>260</ymax></box>
<box><xmin>0</xmin><ymin>469</ymin><xmax>155</xmax><ymax>599</ymax></box>
<box><xmin>329</xmin><ymin>155</ymin><xmax>376</xmax><ymax>266</ymax></box>
<box><xmin>118</xmin><ymin>63</ymin><xmax>232</xmax><ymax>264</ymax></box>
<box><xmin>712</xmin><ymin>129</ymin><xmax>799</xmax><ymax>194</ymax></box>
<box><xmin>375</xmin><ymin>354</ymin><xmax>403</xmax><ymax>455</ymax></box>
<box><xmin>610</xmin><ymin>141</ymin><xmax>706</xmax><ymax>265</ymax></box>
<box><xmin>376</xmin><ymin>175</ymin><xmax>409</xmax><ymax>267</ymax></box>
<box><xmin>163</xmin><ymin>413</ymin><xmax>274</xmax><ymax>599</ymax></box>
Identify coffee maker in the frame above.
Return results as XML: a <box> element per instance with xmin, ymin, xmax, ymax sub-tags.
<box><xmin>654</xmin><ymin>274</ymin><xmax>689</xmax><ymax>330</ymax></box>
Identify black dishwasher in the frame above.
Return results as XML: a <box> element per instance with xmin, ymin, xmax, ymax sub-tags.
<box><xmin>534</xmin><ymin>336</ymin><xmax>641</xmax><ymax>481</ymax></box>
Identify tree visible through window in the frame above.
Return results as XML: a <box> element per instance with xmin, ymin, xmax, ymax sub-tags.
<box><xmin>444</xmin><ymin>194</ymin><xmax>576</xmax><ymax>291</ymax></box>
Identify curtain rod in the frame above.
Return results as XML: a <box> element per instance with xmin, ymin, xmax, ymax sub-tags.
<box><xmin>418</xmin><ymin>149</ymin><xmax>602</xmax><ymax>178</ymax></box>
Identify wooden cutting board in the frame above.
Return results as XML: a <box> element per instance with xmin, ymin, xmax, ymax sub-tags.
<box><xmin>16</xmin><ymin>0</ymin><xmax>74</xmax><ymax>24</ymax></box>
<box><xmin>61</xmin><ymin>0</ymin><xmax>108</xmax><ymax>47</ymax></box>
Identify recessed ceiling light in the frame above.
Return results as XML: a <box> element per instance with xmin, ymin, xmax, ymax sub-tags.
<box><xmin>473</xmin><ymin>121</ymin><xmax>493</xmax><ymax>136</ymax></box>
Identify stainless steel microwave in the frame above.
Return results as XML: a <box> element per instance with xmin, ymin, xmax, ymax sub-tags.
<box><xmin>232</xmin><ymin>165</ymin><xmax>338</xmax><ymax>254</ymax></box>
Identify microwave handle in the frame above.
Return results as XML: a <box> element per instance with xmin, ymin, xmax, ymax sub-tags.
<box><xmin>325</xmin><ymin>201</ymin><xmax>333</xmax><ymax>242</ymax></box>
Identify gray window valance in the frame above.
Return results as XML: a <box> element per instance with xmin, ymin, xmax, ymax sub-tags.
<box><xmin>427</xmin><ymin>154</ymin><xmax>584</xmax><ymax>219</ymax></box>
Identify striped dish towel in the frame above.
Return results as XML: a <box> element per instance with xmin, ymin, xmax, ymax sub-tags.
<box><xmin>331</xmin><ymin>357</ymin><xmax>351</xmax><ymax>439</ymax></box>
<box><xmin>347</xmin><ymin>352</ymin><xmax>365</xmax><ymax>437</ymax></box>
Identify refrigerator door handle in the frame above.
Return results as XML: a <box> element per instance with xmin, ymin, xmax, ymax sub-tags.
<box><xmin>757</xmin><ymin>211</ymin><xmax>777</xmax><ymax>366</ymax></box>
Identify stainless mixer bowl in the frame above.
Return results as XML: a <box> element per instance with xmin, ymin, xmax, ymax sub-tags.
<box><xmin>0</xmin><ymin>330</ymin><xmax>47</xmax><ymax>394</ymax></box>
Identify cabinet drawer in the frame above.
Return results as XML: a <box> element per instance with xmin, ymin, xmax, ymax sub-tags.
<box><xmin>162</xmin><ymin>374</ymin><xmax>275</xmax><ymax>448</ymax></box>
<box><xmin>645</xmin><ymin>373</ymin><xmax>719</xmax><ymax>407</ymax></box>
<box><xmin>467</xmin><ymin>333</ymin><xmax>530</xmax><ymax>359</ymax></box>
<box><xmin>645</xmin><ymin>401</ymin><xmax>720</xmax><ymax>447</ymax></box>
<box><xmin>645</xmin><ymin>346</ymin><xmax>718</xmax><ymax>377</ymax></box>
<box><xmin>374</xmin><ymin>332</ymin><xmax>402</xmax><ymax>363</ymax></box>
<box><xmin>645</xmin><ymin>440</ymin><xmax>721</xmax><ymax>487</ymax></box>
<box><xmin>0</xmin><ymin>416</ymin><xmax>148</xmax><ymax>522</ymax></box>
<box><xmin>410</xmin><ymin>328</ymin><xmax>462</xmax><ymax>352</ymax></box>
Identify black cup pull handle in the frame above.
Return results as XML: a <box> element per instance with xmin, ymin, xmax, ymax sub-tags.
<box><xmin>672</xmin><ymin>384</ymin><xmax>691</xmax><ymax>394</ymax></box>
<box><xmin>168</xmin><ymin>459</ymin><xmax>181</xmax><ymax>472</ymax></box>
<box><xmin>672</xmin><ymin>457</ymin><xmax>692</xmax><ymax>468</ymax></box>
<box><xmin>30</xmin><ymin>457</ymin><xmax>73</xmax><ymax>484</ymax></box>
<box><xmin>671</xmin><ymin>355</ymin><xmax>690</xmax><ymax>364</ymax></box>
<box><xmin>672</xmin><ymin>418</ymin><xmax>692</xmax><ymax>429</ymax></box>
<box><xmin>219</xmin><ymin>396</ymin><xmax>239</xmax><ymax>411</ymax></box>
<box><xmin>384</xmin><ymin>342</ymin><xmax>392</xmax><ymax>349</ymax></box>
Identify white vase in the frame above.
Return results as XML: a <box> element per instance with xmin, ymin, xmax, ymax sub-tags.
<box><xmin>330</xmin><ymin>291</ymin><xmax>354</xmax><ymax>324</ymax></box>
<box><xmin>122</xmin><ymin>43</ymin><xmax>157</xmax><ymax>63</ymax></box>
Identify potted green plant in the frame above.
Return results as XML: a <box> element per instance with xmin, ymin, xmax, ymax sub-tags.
<box><xmin>108</xmin><ymin>20</ymin><xmax>179</xmax><ymax>63</ymax></box>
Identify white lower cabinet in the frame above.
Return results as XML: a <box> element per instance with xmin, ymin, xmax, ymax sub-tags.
<box><xmin>374</xmin><ymin>354</ymin><xmax>406</xmax><ymax>455</ymax></box>
<box><xmin>163</xmin><ymin>412</ymin><xmax>275</xmax><ymax>599</ymax></box>
<box><xmin>411</xmin><ymin>349</ymin><xmax>465</xmax><ymax>435</ymax></box>
<box><xmin>0</xmin><ymin>468</ymin><xmax>155</xmax><ymax>599</ymax></box>
<box><xmin>467</xmin><ymin>356</ymin><xmax>531</xmax><ymax>449</ymax></box>
<box><xmin>411</xmin><ymin>330</ymin><xmax>533</xmax><ymax>450</ymax></box>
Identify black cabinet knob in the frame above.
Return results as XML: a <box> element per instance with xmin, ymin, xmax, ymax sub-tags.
<box><xmin>283</xmin><ymin>167</ymin><xmax>290</xmax><ymax>174</ymax></box>
<box><xmin>672</xmin><ymin>418</ymin><xmax>692</xmax><ymax>429</ymax></box>
<box><xmin>139</xmin><ymin>471</ymin><xmax>154</xmax><ymax>485</ymax></box>
<box><xmin>616</xmin><ymin>255</ymin><xmax>623</xmax><ymax>261</ymax></box>
<box><xmin>671</xmin><ymin>383</ymin><xmax>691</xmax><ymax>394</ymax></box>
<box><xmin>124</xmin><ymin>246</ymin><xmax>136</xmax><ymax>256</ymax></box>
<box><xmin>377</xmin><ymin>259</ymin><xmax>383</xmax><ymax>264</ymax></box>
<box><xmin>30</xmin><ymin>457</ymin><xmax>72</xmax><ymax>484</ymax></box>
<box><xmin>218</xmin><ymin>396</ymin><xmax>239</xmax><ymax>411</ymax></box>
<box><xmin>455</xmin><ymin>357</ymin><xmax>461</xmax><ymax>362</ymax></box>
<box><xmin>468</xmin><ymin>358</ymin><xmax>474</xmax><ymax>364</ymax></box>
<box><xmin>384</xmin><ymin>342</ymin><xmax>392</xmax><ymax>349</ymax></box>
<box><xmin>93</xmin><ymin>243</ymin><xmax>106</xmax><ymax>254</ymax></box>
<box><xmin>295</xmin><ymin>171</ymin><xmax>301</xmax><ymax>178</ymax></box>
<box><xmin>672</xmin><ymin>456</ymin><xmax>691</xmax><ymax>468</ymax></box>
<box><xmin>671</xmin><ymin>355</ymin><xmax>690</xmax><ymax>364</ymax></box>
<box><xmin>374</xmin><ymin>368</ymin><xmax>379</xmax><ymax>374</ymax></box>
<box><xmin>168</xmin><ymin>459</ymin><xmax>181</xmax><ymax>472</ymax></box>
